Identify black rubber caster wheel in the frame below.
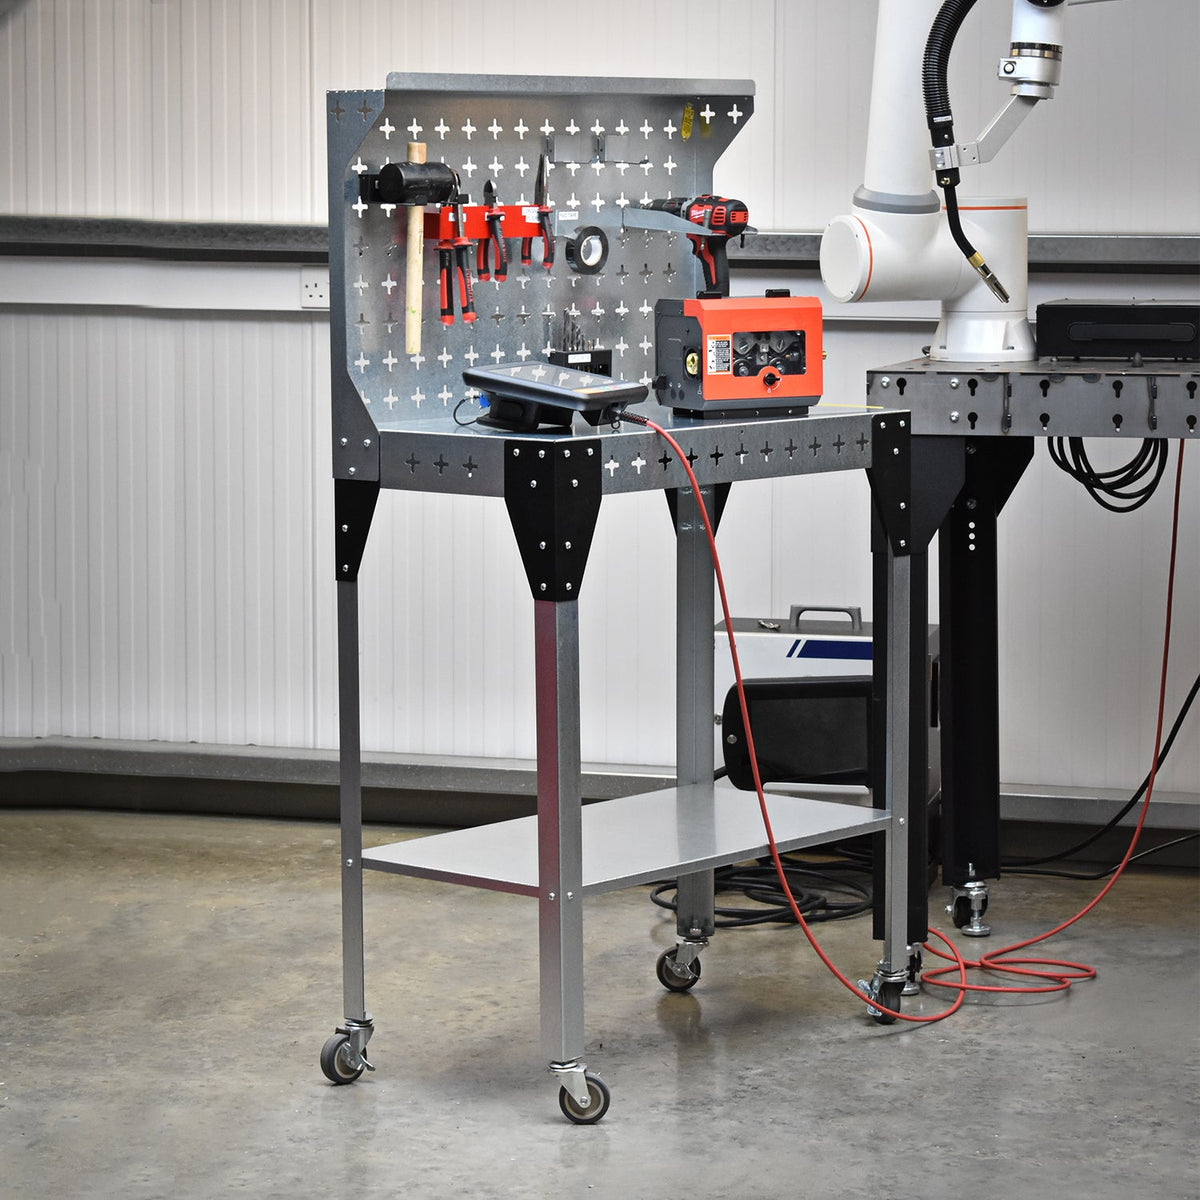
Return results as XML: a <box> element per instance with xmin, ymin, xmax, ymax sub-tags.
<box><xmin>656</xmin><ymin>947</ymin><xmax>701</xmax><ymax>993</ymax></box>
<box><xmin>870</xmin><ymin>980</ymin><xmax>903</xmax><ymax>1026</ymax></box>
<box><xmin>320</xmin><ymin>1033</ymin><xmax>364</xmax><ymax>1084</ymax></box>
<box><xmin>558</xmin><ymin>1073</ymin><xmax>611</xmax><ymax>1125</ymax></box>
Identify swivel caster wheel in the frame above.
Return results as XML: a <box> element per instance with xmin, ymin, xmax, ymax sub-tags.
<box><xmin>859</xmin><ymin>975</ymin><xmax>904</xmax><ymax>1026</ymax></box>
<box><xmin>656</xmin><ymin>946</ymin><xmax>701</xmax><ymax>993</ymax></box>
<box><xmin>320</xmin><ymin>1032</ymin><xmax>365</xmax><ymax>1084</ymax></box>
<box><xmin>558</xmin><ymin>1073</ymin><xmax>611</xmax><ymax>1125</ymax></box>
<box><xmin>870</xmin><ymin>980</ymin><xmax>904</xmax><ymax>1026</ymax></box>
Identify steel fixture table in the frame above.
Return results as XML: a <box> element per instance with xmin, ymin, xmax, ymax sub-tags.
<box><xmin>866</xmin><ymin>356</ymin><xmax>1198</xmax><ymax>935</ymax></box>
<box><xmin>321</xmin><ymin>71</ymin><xmax>917</xmax><ymax>1122</ymax></box>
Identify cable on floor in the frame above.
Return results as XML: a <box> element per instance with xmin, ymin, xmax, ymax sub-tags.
<box><xmin>650</xmin><ymin>853</ymin><xmax>873</xmax><ymax>928</ymax></box>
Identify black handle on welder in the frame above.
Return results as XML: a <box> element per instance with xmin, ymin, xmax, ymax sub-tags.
<box><xmin>788</xmin><ymin>605</ymin><xmax>864</xmax><ymax>633</ymax></box>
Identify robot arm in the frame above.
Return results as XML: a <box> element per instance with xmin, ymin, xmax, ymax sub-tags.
<box><xmin>820</xmin><ymin>0</ymin><xmax>1112</xmax><ymax>362</ymax></box>
<box><xmin>923</xmin><ymin>0</ymin><xmax>1073</xmax><ymax>303</ymax></box>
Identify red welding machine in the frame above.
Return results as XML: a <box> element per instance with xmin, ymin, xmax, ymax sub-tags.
<box><xmin>654</xmin><ymin>292</ymin><xmax>823</xmax><ymax>418</ymax></box>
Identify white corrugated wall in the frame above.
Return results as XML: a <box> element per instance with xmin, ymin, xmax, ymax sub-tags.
<box><xmin>0</xmin><ymin>0</ymin><xmax>1197</xmax><ymax>794</ymax></box>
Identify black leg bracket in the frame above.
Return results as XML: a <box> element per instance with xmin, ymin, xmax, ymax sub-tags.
<box><xmin>334</xmin><ymin>478</ymin><xmax>380</xmax><ymax>583</ymax></box>
<box><xmin>504</xmin><ymin>437</ymin><xmax>603</xmax><ymax>601</ymax></box>
<box><xmin>866</xmin><ymin>414</ymin><xmax>912</xmax><ymax>557</ymax></box>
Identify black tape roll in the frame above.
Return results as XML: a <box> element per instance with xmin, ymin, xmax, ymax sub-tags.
<box><xmin>564</xmin><ymin>225</ymin><xmax>609</xmax><ymax>274</ymax></box>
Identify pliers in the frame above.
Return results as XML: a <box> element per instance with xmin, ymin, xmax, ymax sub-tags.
<box><xmin>438</xmin><ymin>193</ymin><xmax>476</xmax><ymax>325</ymax></box>
<box><xmin>520</xmin><ymin>153</ymin><xmax>554</xmax><ymax>270</ymax></box>
<box><xmin>476</xmin><ymin>179</ymin><xmax>508</xmax><ymax>282</ymax></box>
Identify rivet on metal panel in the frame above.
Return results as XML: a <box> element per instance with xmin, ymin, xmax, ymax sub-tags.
<box><xmin>348</xmin><ymin>467</ymin><xmax>357</xmax><ymax>475</ymax></box>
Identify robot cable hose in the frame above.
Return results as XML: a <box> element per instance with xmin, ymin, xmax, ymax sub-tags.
<box><xmin>923</xmin><ymin>0</ymin><xmax>1011</xmax><ymax>303</ymax></box>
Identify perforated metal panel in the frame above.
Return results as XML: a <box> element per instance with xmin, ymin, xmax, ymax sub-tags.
<box><xmin>327</xmin><ymin>74</ymin><xmax>754</xmax><ymax>440</ymax></box>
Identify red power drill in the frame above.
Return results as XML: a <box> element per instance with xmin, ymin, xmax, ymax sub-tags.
<box><xmin>644</xmin><ymin>195</ymin><xmax>749</xmax><ymax>296</ymax></box>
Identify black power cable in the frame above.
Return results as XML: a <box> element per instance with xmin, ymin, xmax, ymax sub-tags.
<box><xmin>651</xmin><ymin>852</ymin><xmax>873</xmax><ymax>928</ymax></box>
<box><xmin>1048</xmin><ymin>436</ymin><xmax>1168</xmax><ymax>513</ymax></box>
<box><xmin>1004</xmin><ymin>669</ymin><xmax>1199</xmax><ymax>871</ymax></box>
<box><xmin>1011</xmin><ymin>834</ymin><xmax>1199</xmax><ymax>881</ymax></box>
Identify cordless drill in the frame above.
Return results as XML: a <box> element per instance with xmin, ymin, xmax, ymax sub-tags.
<box><xmin>644</xmin><ymin>195</ymin><xmax>749</xmax><ymax>296</ymax></box>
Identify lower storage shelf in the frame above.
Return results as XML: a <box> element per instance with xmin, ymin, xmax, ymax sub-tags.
<box><xmin>362</xmin><ymin>781</ymin><xmax>890</xmax><ymax>897</ymax></box>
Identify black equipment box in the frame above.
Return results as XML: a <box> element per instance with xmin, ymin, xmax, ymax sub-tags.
<box><xmin>1035</xmin><ymin>300</ymin><xmax>1199</xmax><ymax>361</ymax></box>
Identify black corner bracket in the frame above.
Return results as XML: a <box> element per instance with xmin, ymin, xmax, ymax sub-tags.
<box><xmin>504</xmin><ymin>437</ymin><xmax>603</xmax><ymax>601</ymax></box>
<box><xmin>334</xmin><ymin>478</ymin><xmax>380</xmax><ymax>582</ymax></box>
<box><xmin>866</xmin><ymin>413</ymin><xmax>912</xmax><ymax>557</ymax></box>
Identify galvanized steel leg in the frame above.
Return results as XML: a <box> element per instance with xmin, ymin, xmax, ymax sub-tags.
<box><xmin>337</xmin><ymin>579</ymin><xmax>373</xmax><ymax>1052</ymax></box>
<box><xmin>535</xmin><ymin>599</ymin><xmax>587</xmax><ymax>1070</ymax></box>
<box><xmin>673</xmin><ymin>484</ymin><xmax>717</xmax><ymax>947</ymax></box>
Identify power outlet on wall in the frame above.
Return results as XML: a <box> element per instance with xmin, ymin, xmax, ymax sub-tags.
<box><xmin>300</xmin><ymin>266</ymin><xmax>330</xmax><ymax>309</ymax></box>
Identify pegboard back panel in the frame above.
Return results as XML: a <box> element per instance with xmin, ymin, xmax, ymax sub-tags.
<box><xmin>328</xmin><ymin>73</ymin><xmax>754</xmax><ymax>447</ymax></box>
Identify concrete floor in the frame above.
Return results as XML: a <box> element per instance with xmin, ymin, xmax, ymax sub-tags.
<box><xmin>1</xmin><ymin>808</ymin><xmax>1197</xmax><ymax>1200</ymax></box>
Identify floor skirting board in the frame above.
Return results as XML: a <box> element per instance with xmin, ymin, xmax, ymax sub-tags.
<box><xmin>1</xmin><ymin>737</ymin><xmax>1196</xmax><ymax>867</ymax></box>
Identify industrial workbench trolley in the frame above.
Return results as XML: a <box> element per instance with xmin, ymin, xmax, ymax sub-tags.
<box><xmin>319</xmin><ymin>72</ymin><xmax>917</xmax><ymax>1123</ymax></box>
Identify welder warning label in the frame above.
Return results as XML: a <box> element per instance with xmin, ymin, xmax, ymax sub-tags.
<box><xmin>707</xmin><ymin>335</ymin><xmax>732</xmax><ymax>375</ymax></box>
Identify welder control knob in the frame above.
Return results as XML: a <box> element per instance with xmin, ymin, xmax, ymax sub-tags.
<box><xmin>762</xmin><ymin>371</ymin><xmax>781</xmax><ymax>389</ymax></box>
